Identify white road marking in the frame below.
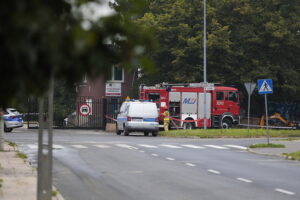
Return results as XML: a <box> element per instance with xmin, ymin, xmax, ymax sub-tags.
<box><xmin>275</xmin><ymin>188</ymin><xmax>295</xmax><ymax>196</ymax></box>
<box><xmin>185</xmin><ymin>163</ymin><xmax>196</xmax><ymax>167</ymax></box>
<box><xmin>208</xmin><ymin>169</ymin><xmax>221</xmax><ymax>174</ymax></box>
<box><xmin>138</xmin><ymin>144</ymin><xmax>158</xmax><ymax>148</ymax></box>
<box><xmin>182</xmin><ymin>144</ymin><xmax>205</xmax><ymax>149</ymax></box>
<box><xmin>139</xmin><ymin>150</ymin><xmax>145</xmax><ymax>153</ymax></box>
<box><xmin>204</xmin><ymin>145</ymin><xmax>229</xmax><ymax>149</ymax></box>
<box><xmin>27</xmin><ymin>145</ymin><xmax>38</xmax><ymax>149</ymax></box>
<box><xmin>115</xmin><ymin>144</ymin><xmax>138</xmax><ymax>150</ymax></box>
<box><xmin>237</xmin><ymin>178</ymin><xmax>253</xmax><ymax>183</ymax></box>
<box><xmin>94</xmin><ymin>144</ymin><xmax>110</xmax><ymax>148</ymax></box>
<box><xmin>27</xmin><ymin>144</ymin><xmax>63</xmax><ymax>149</ymax></box>
<box><xmin>160</xmin><ymin>144</ymin><xmax>182</xmax><ymax>149</ymax></box>
<box><xmin>224</xmin><ymin>145</ymin><xmax>247</xmax><ymax>150</ymax></box>
<box><xmin>151</xmin><ymin>153</ymin><xmax>158</xmax><ymax>157</ymax></box>
<box><xmin>53</xmin><ymin>145</ymin><xmax>64</xmax><ymax>149</ymax></box>
<box><xmin>166</xmin><ymin>157</ymin><xmax>175</xmax><ymax>161</ymax></box>
<box><xmin>72</xmin><ymin>145</ymin><xmax>88</xmax><ymax>149</ymax></box>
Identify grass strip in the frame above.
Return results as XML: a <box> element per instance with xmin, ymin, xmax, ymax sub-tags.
<box><xmin>283</xmin><ymin>151</ymin><xmax>300</xmax><ymax>161</ymax></box>
<box><xmin>249</xmin><ymin>143</ymin><xmax>285</xmax><ymax>148</ymax></box>
<box><xmin>52</xmin><ymin>190</ymin><xmax>58</xmax><ymax>197</ymax></box>
<box><xmin>159</xmin><ymin>129</ymin><xmax>300</xmax><ymax>138</ymax></box>
<box><xmin>17</xmin><ymin>152</ymin><xmax>27</xmax><ymax>159</ymax></box>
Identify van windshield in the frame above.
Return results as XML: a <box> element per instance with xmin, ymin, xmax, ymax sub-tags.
<box><xmin>128</xmin><ymin>103</ymin><xmax>158</xmax><ymax>116</ymax></box>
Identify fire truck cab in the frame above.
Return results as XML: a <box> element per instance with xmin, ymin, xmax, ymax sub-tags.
<box><xmin>139</xmin><ymin>83</ymin><xmax>240</xmax><ymax>129</ymax></box>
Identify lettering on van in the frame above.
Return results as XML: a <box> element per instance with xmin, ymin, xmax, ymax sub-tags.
<box><xmin>183</xmin><ymin>98</ymin><xmax>197</xmax><ymax>104</ymax></box>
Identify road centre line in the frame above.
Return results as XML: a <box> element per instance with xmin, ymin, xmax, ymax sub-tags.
<box><xmin>72</xmin><ymin>145</ymin><xmax>88</xmax><ymax>149</ymax></box>
<box><xmin>166</xmin><ymin>157</ymin><xmax>175</xmax><ymax>161</ymax></box>
<box><xmin>275</xmin><ymin>188</ymin><xmax>295</xmax><ymax>195</ymax></box>
<box><xmin>224</xmin><ymin>145</ymin><xmax>247</xmax><ymax>150</ymax></box>
<box><xmin>181</xmin><ymin>144</ymin><xmax>205</xmax><ymax>149</ymax></box>
<box><xmin>208</xmin><ymin>169</ymin><xmax>221</xmax><ymax>174</ymax></box>
<box><xmin>185</xmin><ymin>163</ymin><xmax>196</xmax><ymax>167</ymax></box>
<box><xmin>115</xmin><ymin>144</ymin><xmax>138</xmax><ymax>150</ymax></box>
<box><xmin>151</xmin><ymin>153</ymin><xmax>158</xmax><ymax>157</ymax></box>
<box><xmin>204</xmin><ymin>145</ymin><xmax>229</xmax><ymax>149</ymax></box>
<box><xmin>94</xmin><ymin>144</ymin><xmax>110</xmax><ymax>148</ymax></box>
<box><xmin>160</xmin><ymin>144</ymin><xmax>182</xmax><ymax>149</ymax></box>
<box><xmin>237</xmin><ymin>178</ymin><xmax>253</xmax><ymax>183</ymax></box>
<box><xmin>138</xmin><ymin>144</ymin><xmax>158</xmax><ymax>148</ymax></box>
<box><xmin>139</xmin><ymin>150</ymin><xmax>145</xmax><ymax>153</ymax></box>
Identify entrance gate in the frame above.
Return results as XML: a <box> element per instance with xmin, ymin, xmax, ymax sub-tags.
<box><xmin>26</xmin><ymin>97</ymin><xmax>121</xmax><ymax>129</ymax></box>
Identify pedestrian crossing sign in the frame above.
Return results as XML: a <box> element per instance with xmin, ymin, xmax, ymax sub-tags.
<box><xmin>258</xmin><ymin>79</ymin><xmax>273</xmax><ymax>94</ymax></box>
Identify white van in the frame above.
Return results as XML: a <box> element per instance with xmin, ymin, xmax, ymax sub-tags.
<box><xmin>116</xmin><ymin>101</ymin><xmax>159</xmax><ymax>136</ymax></box>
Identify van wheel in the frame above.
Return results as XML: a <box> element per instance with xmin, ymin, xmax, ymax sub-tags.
<box><xmin>144</xmin><ymin>132</ymin><xmax>149</xmax><ymax>136</ymax></box>
<box><xmin>116</xmin><ymin>129</ymin><xmax>122</xmax><ymax>135</ymax></box>
<box><xmin>116</xmin><ymin>123</ymin><xmax>122</xmax><ymax>135</ymax></box>
<box><xmin>124</xmin><ymin>130</ymin><xmax>129</xmax><ymax>136</ymax></box>
<box><xmin>183</xmin><ymin>122</ymin><xmax>194</xmax><ymax>130</ymax></box>
<box><xmin>222</xmin><ymin>119</ymin><xmax>232</xmax><ymax>129</ymax></box>
<box><xmin>152</xmin><ymin>131</ymin><xmax>158</xmax><ymax>137</ymax></box>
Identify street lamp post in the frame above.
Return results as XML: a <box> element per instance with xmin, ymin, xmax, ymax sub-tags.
<box><xmin>203</xmin><ymin>0</ymin><xmax>207</xmax><ymax>129</ymax></box>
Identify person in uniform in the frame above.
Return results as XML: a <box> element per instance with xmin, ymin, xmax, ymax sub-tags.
<box><xmin>163</xmin><ymin>107</ymin><xmax>170</xmax><ymax>131</ymax></box>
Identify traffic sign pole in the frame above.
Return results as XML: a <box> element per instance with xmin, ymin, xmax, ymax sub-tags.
<box><xmin>258</xmin><ymin>79</ymin><xmax>272</xmax><ymax>144</ymax></box>
<box><xmin>265</xmin><ymin>94</ymin><xmax>270</xmax><ymax>144</ymax></box>
<box><xmin>244</xmin><ymin>83</ymin><xmax>256</xmax><ymax>130</ymax></box>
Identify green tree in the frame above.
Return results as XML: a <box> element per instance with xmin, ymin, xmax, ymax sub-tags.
<box><xmin>0</xmin><ymin>0</ymin><xmax>155</xmax><ymax>107</ymax></box>
<box><xmin>136</xmin><ymin>0</ymin><xmax>300</xmax><ymax>101</ymax></box>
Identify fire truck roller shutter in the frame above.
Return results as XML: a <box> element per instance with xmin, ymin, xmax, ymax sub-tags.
<box><xmin>169</xmin><ymin>92</ymin><xmax>180</xmax><ymax>102</ymax></box>
<box><xmin>182</xmin><ymin>92</ymin><xmax>197</xmax><ymax>128</ymax></box>
<box><xmin>198</xmin><ymin>93</ymin><xmax>211</xmax><ymax>119</ymax></box>
<box><xmin>169</xmin><ymin>92</ymin><xmax>181</xmax><ymax>117</ymax></box>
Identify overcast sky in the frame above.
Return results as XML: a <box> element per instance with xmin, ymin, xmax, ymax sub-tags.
<box><xmin>81</xmin><ymin>0</ymin><xmax>115</xmax><ymax>21</ymax></box>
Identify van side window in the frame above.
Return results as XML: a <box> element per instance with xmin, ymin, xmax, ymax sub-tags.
<box><xmin>216</xmin><ymin>92</ymin><xmax>224</xmax><ymax>100</ymax></box>
<box><xmin>227</xmin><ymin>92</ymin><xmax>238</xmax><ymax>102</ymax></box>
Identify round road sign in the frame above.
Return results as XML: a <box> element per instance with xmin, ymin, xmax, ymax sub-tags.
<box><xmin>79</xmin><ymin>104</ymin><xmax>91</xmax><ymax>116</ymax></box>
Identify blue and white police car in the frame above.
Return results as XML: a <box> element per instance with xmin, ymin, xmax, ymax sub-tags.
<box><xmin>3</xmin><ymin>108</ymin><xmax>23</xmax><ymax>132</ymax></box>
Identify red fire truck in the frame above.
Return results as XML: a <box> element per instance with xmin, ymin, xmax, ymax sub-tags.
<box><xmin>139</xmin><ymin>83</ymin><xmax>240</xmax><ymax>129</ymax></box>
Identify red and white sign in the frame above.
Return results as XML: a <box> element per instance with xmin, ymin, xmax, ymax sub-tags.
<box><xmin>106</xmin><ymin>83</ymin><xmax>121</xmax><ymax>96</ymax></box>
<box><xmin>79</xmin><ymin>104</ymin><xmax>91</xmax><ymax>116</ymax></box>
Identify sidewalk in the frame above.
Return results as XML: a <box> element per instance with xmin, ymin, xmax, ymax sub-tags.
<box><xmin>0</xmin><ymin>143</ymin><xmax>63</xmax><ymax>200</ymax></box>
<box><xmin>248</xmin><ymin>139</ymin><xmax>300</xmax><ymax>158</ymax></box>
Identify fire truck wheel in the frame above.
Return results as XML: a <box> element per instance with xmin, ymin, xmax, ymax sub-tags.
<box><xmin>222</xmin><ymin>119</ymin><xmax>232</xmax><ymax>129</ymax></box>
<box><xmin>152</xmin><ymin>131</ymin><xmax>158</xmax><ymax>137</ymax></box>
<box><xmin>183</xmin><ymin>122</ymin><xmax>194</xmax><ymax>130</ymax></box>
<box><xmin>144</xmin><ymin>132</ymin><xmax>149</xmax><ymax>136</ymax></box>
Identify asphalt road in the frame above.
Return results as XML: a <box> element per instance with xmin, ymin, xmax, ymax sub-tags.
<box><xmin>4</xmin><ymin>128</ymin><xmax>300</xmax><ymax>200</ymax></box>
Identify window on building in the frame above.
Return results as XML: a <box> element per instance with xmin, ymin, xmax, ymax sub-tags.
<box><xmin>216</xmin><ymin>92</ymin><xmax>224</xmax><ymax>100</ymax></box>
<box><xmin>110</xmin><ymin>66</ymin><xmax>124</xmax><ymax>82</ymax></box>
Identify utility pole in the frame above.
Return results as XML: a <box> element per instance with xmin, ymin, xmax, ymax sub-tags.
<box><xmin>37</xmin><ymin>77</ymin><xmax>54</xmax><ymax>200</ymax></box>
<box><xmin>203</xmin><ymin>0</ymin><xmax>207</xmax><ymax>129</ymax></box>
<box><xmin>0</xmin><ymin>108</ymin><xmax>4</xmax><ymax>151</ymax></box>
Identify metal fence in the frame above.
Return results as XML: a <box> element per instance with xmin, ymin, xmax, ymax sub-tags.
<box><xmin>26</xmin><ymin>97</ymin><xmax>121</xmax><ymax>129</ymax></box>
